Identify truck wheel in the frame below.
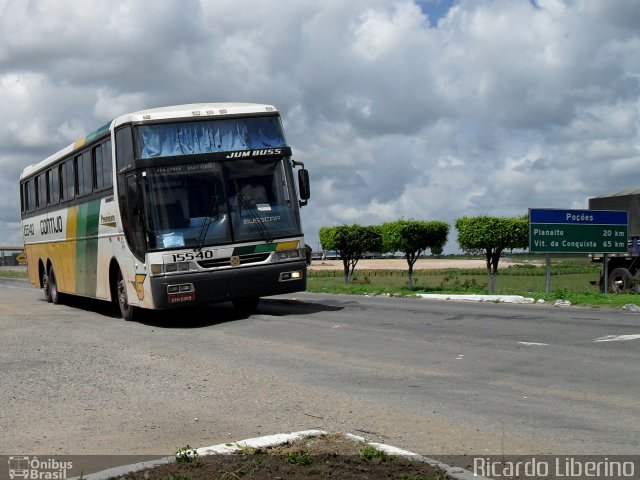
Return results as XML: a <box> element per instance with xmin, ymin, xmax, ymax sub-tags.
<box><xmin>608</xmin><ymin>267</ymin><xmax>634</xmax><ymax>293</ymax></box>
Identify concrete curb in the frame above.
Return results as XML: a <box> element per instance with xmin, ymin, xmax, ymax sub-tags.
<box><xmin>70</xmin><ymin>429</ymin><xmax>487</xmax><ymax>480</ymax></box>
<box><xmin>416</xmin><ymin>293</ymin><xmax>535</xmax><ymax>304</ymax></box>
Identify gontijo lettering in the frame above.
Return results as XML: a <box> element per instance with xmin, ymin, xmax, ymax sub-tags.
<box><xmin>40</xmin><ymin>216</ymin><xmax>63</xmax><ymax>235</ymax></box>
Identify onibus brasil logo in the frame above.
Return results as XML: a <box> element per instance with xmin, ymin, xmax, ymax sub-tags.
<box><xmin>8</xmin><ymin>456</ymin><xmax>73</xmax><ymax>479</ymax></box>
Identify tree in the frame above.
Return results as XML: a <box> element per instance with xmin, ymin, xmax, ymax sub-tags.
<box><xmin>381</xmin><ymin>219</ymin><xmax>449</xmax><ymax>289</ymax></box>
<box><xmin>455</xmin><ymin>215</ymin><xmax>528</xmax><ymax>292</ymax></box>
<box><xmin>319</xmin><ymin>224</ymin><xmax>382</xmax><ymax>284</ymax></box>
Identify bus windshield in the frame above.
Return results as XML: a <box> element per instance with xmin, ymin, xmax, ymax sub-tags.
<box><xmin>143</xmin><ymin>158</ymin><xmax>301</xmax><ymax>250</ymax></box>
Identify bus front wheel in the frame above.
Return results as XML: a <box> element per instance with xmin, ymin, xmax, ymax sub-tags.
<box><xmin>117</xmin><ymin>270</ymin><xmax>138</xmax><ymax>322</ymax></box>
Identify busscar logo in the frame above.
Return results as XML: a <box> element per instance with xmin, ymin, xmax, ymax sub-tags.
<box><xmin>8</xmin><ymin>456</ymin><xmax>73</xmax><ymax>480</ymax></box>
<box><xmin>243</xmin><ymin>216</ymin><xmax>281</xmax><ymax>225</ymax></box>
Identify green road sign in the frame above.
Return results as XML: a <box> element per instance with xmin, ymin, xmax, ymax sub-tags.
<box><xmin>529</xmin><ymin>208</ymin><xmax>628</xmax><ymax>253</ymax></box>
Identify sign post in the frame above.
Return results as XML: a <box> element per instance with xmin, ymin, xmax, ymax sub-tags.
<box><xmin>529</xmin><ymin>208</ymin><xmax>628</xmax><ymax>294</ymax></box>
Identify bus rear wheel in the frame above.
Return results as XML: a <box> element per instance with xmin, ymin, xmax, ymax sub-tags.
<box><xmin>48</xmin><ymin>266</ymin><xmax>61</xmax><ymax>305</ymax></box>
<box><xmin>116</xmin><ymin>270</ymin><xmax>138</xmax><ymax>322</ymax></box>
<box><xmin>43</xmin><ymin>267</ymin><xmax>52</xmax><ymax>303</ymax></box>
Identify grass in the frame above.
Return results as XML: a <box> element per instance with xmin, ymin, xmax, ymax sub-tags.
<box><xmin>0</xmin><ymin>268</ymin><xmax>28</xmax><ymax>279</ymax></box>
<box><xmin>286</xmin><ymin>450</ymin><xmax>312</xmax><ymax>466</ymax></box>
<box><xmin>360</xmin><ymin>445</ymin><xmax>387</xmax><ymax>461</ymax></box>
<box><xmin>308</xmin><ymin>257</ymin><xmax>640</xmax><ymax>309</ymax></box>
<box><xmin>176</xmin><ymin>445</ymin><xmax>200</xmax><ymax>464</ymax></box>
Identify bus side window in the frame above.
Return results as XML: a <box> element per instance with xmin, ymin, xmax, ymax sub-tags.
<box><xmin>59</xmin><ymin>163</ymin><xmax>67</xmax><ymax>201</ymax></box>
<box><xmin>36</xmin><ymin>173</ymin><xmax>47</xmax><ymax>209</ymax></box>
<box><xmin>94</xmin><ymin>144</ymin><xmax>104</xmax><ymax>190</ymax></box>
<box><xmin>116</xmin><ymin>127</ymin><xmax>134</xmax><ymax>173</ymax></box>
<box><xmin>76</xmin><ymin>151</ymin><xmax>92</xmax><ymax>196</ymax></box>
<box><xmin>123</xmin><ymin>174</ymin><xmax>147</xmax><ymax>260</ymax></box>
<box><xmin>60</xmin><ymin>158</ymin><xmax>74</xmax><ymax>201</ymax></box>
<box><xmin>103</xmin><ymin>140</ymin><xmax>113</xmax><ymax>188</ymax></box>
<box><xmin>21</xmin><ymin>182</ymin><xmax>27</xmax><ymax>213</ymax></box>
<box><xmin>116</xmin><ymin>127</ymin><xmax>134</xmax><ymax>232</ymax></box>
<box><xmin>94</xmin><ymin>141</ymin><xmax>114</xmax><ymax>191</ymax></box>
<box><xmin>47</xmin><ymin>168</ymin><xmax>60</xmax><ymax>205</ymax></box>
<box><xmin>27</xmin><ymin>179</ymin><xmax>36</xmax><ymax>212</ymax></box>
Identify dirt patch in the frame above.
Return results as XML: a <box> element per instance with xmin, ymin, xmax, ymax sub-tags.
<box><xmin>115</xmin><ymin>434</ymin><xmax>452</xmax><ymax>480</ymax></box>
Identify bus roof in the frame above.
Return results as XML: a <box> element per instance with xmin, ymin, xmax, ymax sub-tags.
<box><xmin>20</xmin><ymin>102</ymin><xmax>279</xmax><ymax>180</ymax></box>
<box><xmin>113</xmin><ymin>102</ymin><xmax>278</xmax><ymax>126</ymax></box>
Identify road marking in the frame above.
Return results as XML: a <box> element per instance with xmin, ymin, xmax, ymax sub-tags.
<box><xmin>594</xmin><ymin>334</ymin><xmax>640</xmax><ymax>343</ymax></box>
<box><xmin>518</xmin><ymin>341</ymin><xmax>549</xmax><ymax>346</ymax></box>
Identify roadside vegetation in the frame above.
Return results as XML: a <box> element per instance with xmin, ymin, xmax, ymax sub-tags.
<box><xmin>0</xmin><ymin>268</ymin><xmax>28</xmax><ymax>279</ymax></box>
<box><xmin>318</xmin><ymin>215</ymin><xmax>532</xmax><ymax>293</ymax></box>
<box><xmin>6</xmin><ymin>255</ymin><xmax>640</xmax><ymax>308</ymax></box>
<box><xmin>307</xmin><ymin>255</ymin><xmax>640</xmax><ymax>309</ymax></box>
<box><xmin>114</xmin><ymin>434</ymin><xmax>450</xmax><ymax>480</ymax></box>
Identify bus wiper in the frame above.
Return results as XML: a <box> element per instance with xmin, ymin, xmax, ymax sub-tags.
<box><xmin>238</xmin><ymin>193</ymin><xmax>273</xmax><ymax>243</ymax></box>
<box><xmin>196</xmin><ymin>195</ymin><xmax>219</xmax><ymax>251</ymax></box>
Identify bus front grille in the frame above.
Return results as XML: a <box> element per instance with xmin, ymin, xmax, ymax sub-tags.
<box><xmin>197</xmin><ymin>253</ymin><xmax>270</xmax><ymax>269</ymax></box>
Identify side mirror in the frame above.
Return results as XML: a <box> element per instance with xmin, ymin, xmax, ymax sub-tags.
<box><xmin>298</xmin><ymin>168</ymin><xmax>310</xmax><ymax>206</ymax></box>
<box><xmin>292</xmin><ymin>159</ymin><xmax>310</xmax><ymax>207</ymax></box>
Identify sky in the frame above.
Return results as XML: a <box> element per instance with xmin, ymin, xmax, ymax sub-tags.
<box><xmin>1</xmin><ymin>0</ymin><xmax>639</xmax><ymax>253</ymax></box>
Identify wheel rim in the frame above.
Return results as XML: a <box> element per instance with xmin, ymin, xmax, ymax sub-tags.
<box><xmin>118</xmin><ymin>277</ymin><xmax>128</xmax><ymax>311</ymax></box>
<box><xmin>610</xmin><ymin>274</ymin><xmax>627</xmax><ymax>292</ymax></box>
<box><xmin>613</xmin><ymin>278</ymin><xmax>624</xmax><ymax>290</ymax></box>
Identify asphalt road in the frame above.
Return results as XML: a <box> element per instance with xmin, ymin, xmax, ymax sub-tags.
<box><xmin>1</xmin><ymin>277</ymin><xmax>639</xmax><ymax>458</ymax></box>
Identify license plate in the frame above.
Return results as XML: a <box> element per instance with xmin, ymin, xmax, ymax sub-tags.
<box><xmin>168</xmin><ymin>292</ymin><xmax>196</xmax><ymax>304</ymax></box>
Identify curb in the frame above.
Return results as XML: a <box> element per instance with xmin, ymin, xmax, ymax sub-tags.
<box><xmin>416</xmin><ymin>293</ymin><xmax>535</xmax><ymax>304</ymax></box>
<box><xmin>70</xmin><ymin>429</ymin><xmax>487</xmax><ymax>480</ymax></box>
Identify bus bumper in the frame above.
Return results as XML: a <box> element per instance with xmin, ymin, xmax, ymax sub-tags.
<box><xmin>148</xmin><ymin>261</ymin><xmax>307</xmax><ymax>309</ymax></box>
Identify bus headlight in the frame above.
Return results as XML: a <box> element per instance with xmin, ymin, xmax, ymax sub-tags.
<box><xmin>273</xmin><ymin>249</ymin><xmax>303</xmax><ymax>262</ymax></box>
<box><xmin>150</xmin><ymin>262</ymin><xmax>192</xmax><ymax>275</ymax></box>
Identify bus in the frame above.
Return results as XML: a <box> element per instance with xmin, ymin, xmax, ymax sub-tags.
<box><xmin>20</xmin><ymin>103</ymin><xmax>310</xmax><ymax>321</ymax></box>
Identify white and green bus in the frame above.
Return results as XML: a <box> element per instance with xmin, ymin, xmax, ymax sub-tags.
<box><xmin>20</xmin><ymin>103</ymin><xmax>310</xmax><ymax>321</ymax></box>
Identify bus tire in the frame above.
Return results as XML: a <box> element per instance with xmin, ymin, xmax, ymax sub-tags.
<box><xmin>43</xmin><ymin>266</ymin><xmax>52</xmax><ymax>303</ymax></box>
<box><xmin>117</xmin><ymin>270</ymin><xmax>137</xmax><ymax>322</ymax></box>
<box><xmin>48</xmin><ymin>266</ymin><xmax>61</xmax><ymax>305</ymax></box>
<box><xmin>608</xmin><ymin>267</ymin><xmax>634</xmax><ymax>293</ymax></box>
<box><xmin>232</xmin><ymin>296</ymin><xmax>260</xmax><ymax>316</ymax></box>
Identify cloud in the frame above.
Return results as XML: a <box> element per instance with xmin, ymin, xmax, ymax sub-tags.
<box><xmin>1</xmin><ymin>0</ymin><xmax>638</xmax><ymax>255</ymax></box>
